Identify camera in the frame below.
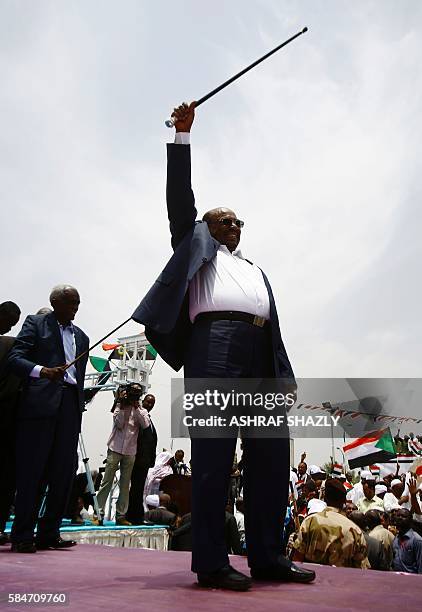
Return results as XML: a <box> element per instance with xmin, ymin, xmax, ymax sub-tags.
<box><xmin>120</xmin><ymin>383</ymin><xmax>143</xmax><ymax>404</ymax></box>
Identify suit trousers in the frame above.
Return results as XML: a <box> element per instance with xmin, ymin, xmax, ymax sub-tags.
<box><xmin>127</xmin><ymin>461</ymin><xmax>150</xmax><ymax>523</ymax></box>
<box><xmin>12</xmin><ymin>385</ymin><xmax>80</xmax><ymax>543</ymax></box>
<box><xmin>184</xmin><ymin>319</ymin><xmax>290</xmax><ymax>573</ymax></box>
<box><xmin>0</xmin><ymin>401</ymin><xmax>17</xmax><ymax>532</ymax></box>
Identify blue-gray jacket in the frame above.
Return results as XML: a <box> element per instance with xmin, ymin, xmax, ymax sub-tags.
<box><xmin>8</xmin><ymin>311</ymin><xmax>89</xmax><ymax>419</ymax></box>
<box><xmin>132</xmin><ymin>143</ymin><xmax>294</xmax><ymax>380</ymax></box>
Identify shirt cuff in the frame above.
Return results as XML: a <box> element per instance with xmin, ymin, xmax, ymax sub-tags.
<box><xmin>174</xmin><ymin>132</ymin><xmax>190</xmax><ymax>145</ymax></box>
<box><xmin>30</xmin><ymin>365</ymin><xmax>43</xmax><ymax>378</ymax></box>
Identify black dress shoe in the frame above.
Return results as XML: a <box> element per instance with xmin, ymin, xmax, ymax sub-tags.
<box><xmin>251</xmin><ymin>562</ymin><xmax>315</xmax><ymax>583</ymax></box>
<box><xmin>197</xmin><ymin>564</ymin><xmax>252</xmax><ymax>591</ymax></box>
<box><xmin>11</xmin><ymin>541</ymin><xmax>37</xmax><ymax>553</ymax></box>
<box><xmin>36</xmin><ymin>537</ymin><xmax>77</xmax><ymax>550</ymax></box>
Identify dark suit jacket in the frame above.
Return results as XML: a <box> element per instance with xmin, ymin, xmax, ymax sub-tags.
<box><xmin>169</xmin><ymin>512</ymin><xmax>192</xmax><ymax>551</ymax></box>
<box><xmin>0</xmin><ymin>336</ymin><xmax>21</xmax><ymax>431</ymax></box>
<box><xmin>8</xmin><ymin>312</ymin><xmax>89</xmax><ymax>419</ymax></box>
<box><xmin>0</xmin><ymin>336</ymin><xmax>21</xmax><ymax>403</ymax></box>
<box><xmin>169</xmin><ymin>457</ymin><xmax>189</xmax><ymax>475</ymax></box>
<box><xmin>146</xmin><ymin>507</ymin><xmax>177</xmax><ymax>527</ymax></box>
<box><xmin>135</xmin><ymin>419</ymin><xmax>157</xmax><ymax>468</ymax></box>
<box><xmin>132</xmin><ymin>144</ymin><xmax>294</xmax><ymax>380</ymax></box>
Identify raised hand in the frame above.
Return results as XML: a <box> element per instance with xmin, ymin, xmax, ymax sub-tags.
<box><xmin>408</xmin><ymin>476</ymin><xmax>418</xmax><ymax>496</ymax></box>
<box><xmin>171</xmin><ymin>101</ymin><xmax>196</xmax><ymax>132</ymax></box>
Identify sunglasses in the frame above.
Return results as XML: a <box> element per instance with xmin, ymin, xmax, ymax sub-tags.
<box><xmin>217</xmin><ymin>218</ymin><xmax>245</xmax><ymax>228</ymax></box>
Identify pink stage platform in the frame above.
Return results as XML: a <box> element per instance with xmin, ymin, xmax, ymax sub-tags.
<box><xmin>1</xmin><ymin>544</ymin><xmax>421</xmax><ymax>611</ymax></box>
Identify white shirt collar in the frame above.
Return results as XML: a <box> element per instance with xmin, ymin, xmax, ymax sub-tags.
<box><xmin>219</xmin><ymin>244</ymin><xmax>245</xmax><ymax>259</ymax></box>
<box><xmin>58</xmin><ymin>321</ymin><xmax>74</xmax><ymax>332</ymax></box>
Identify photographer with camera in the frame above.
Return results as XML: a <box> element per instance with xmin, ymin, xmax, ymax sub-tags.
<box><xmin>95</xmin><ymin>383</ymin><xmax>150</xmax><ymax>525</ymax></box>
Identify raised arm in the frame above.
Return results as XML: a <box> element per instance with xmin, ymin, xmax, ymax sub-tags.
<box><xmin>166</xmin><ymin>102</ymin><xmax>198</xmax><ymax>250</ymax></box>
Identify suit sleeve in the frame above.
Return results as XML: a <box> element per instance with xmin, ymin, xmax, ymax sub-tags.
<box><xmin>79</xmin><ymin>331</ymin><xmax>90</xmax><ymax>376</ymax></box>
<box><xmin>166</xmin><ymin>143</ymin><xmax>197</xmax><ymax>250</ymax></box>
<box><xmin>135</xmin><ymin>406</ymin><xmax>151</xmax><ymax>430</ymax></box>
<box><xmin>7</xmin><ymin>315</ymin><xmax>39</xmax><ymax>379</ymax></box>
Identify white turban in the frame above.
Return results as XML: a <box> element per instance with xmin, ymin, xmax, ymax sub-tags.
<box><xmin>307</xmin><ymin>499</ymin><xmax>327</xmax><ymax>514</ymax></box>
<box><xmin>309</xmin><ymin>465</ymin><xmax>325</xmax><ymax>475</ymax></box>
<box><xmin>375</xmin><ymin>484</ymin><xmax>387</xmax><ymax>495</ymax></box>
<box><xmin>391</xmin><ymin>479</ymin><xmax>402</xmax><ymax>488</ymax></box>
<box><xmin>145</xmin><ymin>494</ymin><xmax>159</xmax><ymax>508</ymax></box>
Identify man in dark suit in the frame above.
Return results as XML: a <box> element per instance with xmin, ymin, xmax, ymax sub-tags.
<box><xmin>132</xmin><ymin>103</ymin><xmax>315</xmax><ymax>590</ymax></box>
<box><xmin>8</xmin><ymin>285</ymin><xmax>89</xmax><ymax>553</ymax></box>
<box><xmin>169</xmin><ymin>449</ymin><xmax>190</xmax><ymax>475</ymax></box>
<box><xmin>126</xmin><ymin>393</ymin><xmax>157</xmax><ymax>525</ymax></box>
<box><xmin>0</xmin><ymin>301</ymin><xmax>21</xmax><ymax>545</ymax></box>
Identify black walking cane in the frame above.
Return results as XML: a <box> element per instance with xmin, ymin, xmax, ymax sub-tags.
<box><xmin>64</xmin><ymin>317</ymin><xmax>133</xmax><ymax>370</ymax></box>
<box><xmin>165</xmin><ymin>27</ymin><xmax>308</xmax><ymax>127</ymax></box>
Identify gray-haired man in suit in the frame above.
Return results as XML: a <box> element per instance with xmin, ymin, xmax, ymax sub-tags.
<box><xmin>8</xmin><ymin>285</ymin><xmax>89</xmax><ymax>553</ymax></box>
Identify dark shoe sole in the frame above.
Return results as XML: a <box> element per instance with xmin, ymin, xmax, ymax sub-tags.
<box><xmin>252</xmin><ymin>572</ymin><xmax>315</xmax><ymax>583</ymax></box>
<box><xmin>197</xmin><ymin>578</ymin><xmax>252</xmax><ymax>591</ymax></box>
<box><xmin>36</xmin><ymin>541</ymin><xmax>77</xmax><ymax>550</ymax></box>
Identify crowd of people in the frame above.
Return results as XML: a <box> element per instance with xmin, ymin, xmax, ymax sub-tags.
<box><xmin>286</xmin><ymin>455</ymin><xmax>422</xmax><ymax>573</ymax></box>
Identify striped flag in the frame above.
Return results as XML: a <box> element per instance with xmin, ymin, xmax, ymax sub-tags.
<box><xmin>369</xmin><ymin>464</ymin><xmax>380</xmax><ymax>478</ymax></box>
<box><xmin>331</xmin><ymin>462</ymin><xmax>343</xmax><ymax>477</ymax></box>
<box><xmin>408</xmin><ymin>437</ymin><xmax>422</xmax><ymax>457</ymax></box>
<box><xmin>343</xmin><ymin>428</ymin><xmax>396</xmax><ymax>470</ymax></box>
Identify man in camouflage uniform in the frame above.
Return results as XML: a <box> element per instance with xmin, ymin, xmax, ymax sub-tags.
<box><xmin>292</xmin><ymin>478</ymin><xmax>370</xmax><ymax>568</ymax></box>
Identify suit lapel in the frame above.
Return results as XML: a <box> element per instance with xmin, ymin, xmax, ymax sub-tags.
<box><xmin>73</xmin><ymin>326</ymin><xmax>82</xmax><ymax>360</ymax></box>
<box><xmin>73</xmin><ymin>326</ymin><xmax>83</xmax><ymax>380</ymax></box>
<box><xmin>47</xmin><ymin>312</ymin><xmax>66</xmax><ymax>363</ymax></box>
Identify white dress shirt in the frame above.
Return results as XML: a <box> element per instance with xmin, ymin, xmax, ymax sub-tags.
<box><xmin>189</xmin><ymin>245</ymin><xmax>270</xmax><ymax>323</ymax></box>
<box><xmin>346</xmin><ymin>481</ymin><xmax>365</xmax><ymax>505</ymax></box>
<box><xmin>173</xmin><ymin>132</ymin><xmax>271</xmax><ymax>324</ymax></box>
<box><xmin>383</xmin><ymin>491</ymin><xmax>411</xmax><ymax>512</ymax></box>
<box><xmin>30</xmin><ymin>321</ymin><xmax>77</xmax><ymax>385</ymax></box>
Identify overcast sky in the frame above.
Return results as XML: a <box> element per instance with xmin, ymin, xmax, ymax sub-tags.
<box><xmin>2</xmin><ymin>1</ymin><xmax>421</xmax><ymax>467</ymax></box>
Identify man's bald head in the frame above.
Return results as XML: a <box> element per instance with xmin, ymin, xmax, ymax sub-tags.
<box><xmin>366</xmin><ymin>509</ymin><xmax>382</xmax><ymax>531</ymax></box>
<box><xmin>0</xmin><ymin>301</ymin><xmax>20</xmax><ymax>334</ymax></box>
<box><xmin>202</xmin><ymin>207</ymin><xmax>242</xmax><ymax>252</ymax></box>
<box><xmin>202</xmin><ymin>207</ymin><xmax>235</xmax><ymax>224</ymax></box>
<box><xmin>159</xmin><ymin>493</ymin><xmax>171</xmax><ymax>509</ymax></box>
<box><xmin>349</xmin><ymin>511</ymin><xmax>367</xmax><ymax>531</ymax></box>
